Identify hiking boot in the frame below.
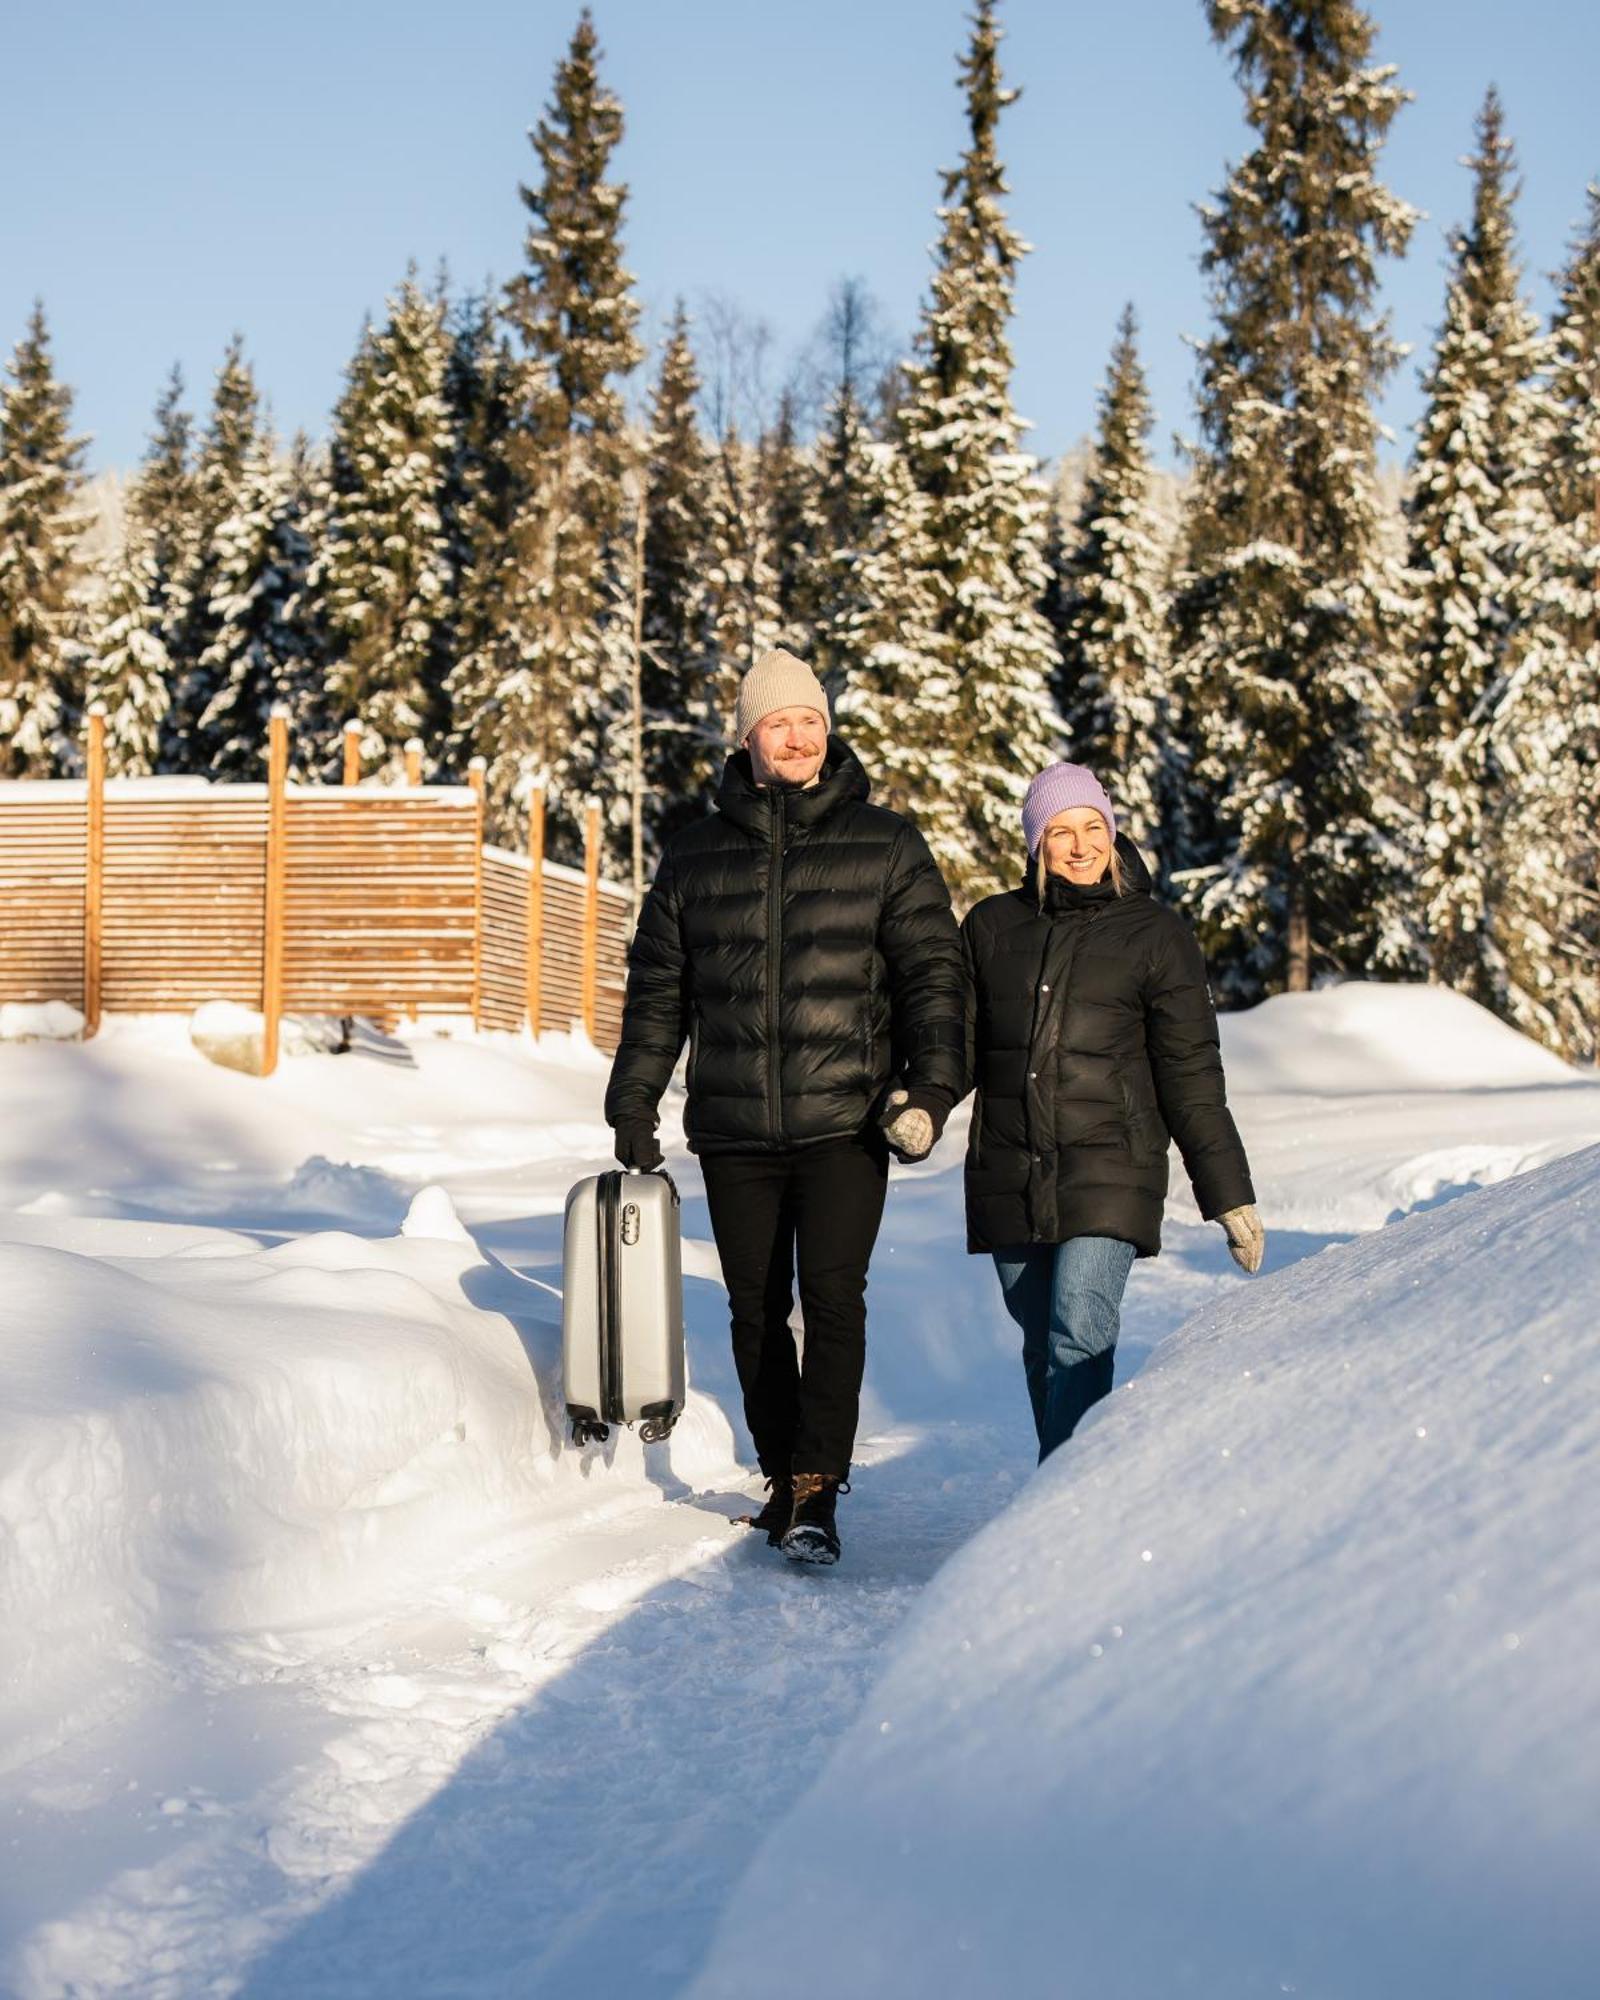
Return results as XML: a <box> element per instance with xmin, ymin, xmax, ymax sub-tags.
<box><xmin>735</xmin><ymin>1476</ymin><xmax>794</xmax><ymax>1547</ymax></box>
<box><xmin>781</xmin><ymin>1472</ymin><xmax>847</xmax><ymax>1566</ymax></box>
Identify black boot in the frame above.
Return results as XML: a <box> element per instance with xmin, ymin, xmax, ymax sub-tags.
<box><xmin>735</xmin><ymin>1475</ymin><xmax>793</xmax><ymax>1546</ymax></box>
<box><xmin>781</xmin><ymin>1472</ymin><xmax>847</xmax><ymax>1566</ymax></box>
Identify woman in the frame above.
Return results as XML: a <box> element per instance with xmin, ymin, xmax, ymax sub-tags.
<box><xmin>960</xmin><ymin>761</ymin><xmax>1264</xmax><ymax>1462</ymax></box>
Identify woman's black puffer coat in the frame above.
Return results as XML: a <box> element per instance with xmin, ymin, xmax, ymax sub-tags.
<box><xmin>605</xmin><ymin>739</ymin><xmax>966</xmax><ymax>1154</ymax></box>
<box><xmin>961</xmin><ymin>837</ymin><xmax>1254</xmax><ymax>1257</ymax></box>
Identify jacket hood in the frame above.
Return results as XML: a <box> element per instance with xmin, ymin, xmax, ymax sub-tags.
<box><xmin>714</xmin><ymin>735</ymin><xmax>871</xmax><ymax>836</ymax></box>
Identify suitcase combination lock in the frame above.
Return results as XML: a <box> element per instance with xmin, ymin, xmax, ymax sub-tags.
<box><xmin>620</xmin><ymin>1203</ymin><xmax>640</xmax><ymax>1245</ymax></box>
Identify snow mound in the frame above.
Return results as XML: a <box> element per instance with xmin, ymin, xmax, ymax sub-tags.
<box><xmin>694</xmin><ymin>1143</ymin><xmax>1600</xmax><ymax>2000</ymax></box>
<box><xmin>0</xmin><ymin>1001</ymin><xmax>84</xmax><ymax>1042</ymax></box>
<box><xmin>1222</xmin><ymin>981</ymin><xmax>1581</xmax><ymax>1094</ymax></box>
<box><xmin>0</xmin><ymin>1215</ymin><xmax>737</xmax><ymax>1769</ymax></box>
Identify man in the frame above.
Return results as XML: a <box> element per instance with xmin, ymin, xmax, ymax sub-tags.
<box><xmin>604</xmin><ymin>648</ymin><xmax>965</xmax><ymax>1564</ymax></box>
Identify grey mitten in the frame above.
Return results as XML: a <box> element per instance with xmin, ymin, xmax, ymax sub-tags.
<box><xmin>1219</xmin><ymin>1203</ymin><xmax>1266</xmax><ymax>1274</ymax></box>
<box><xmin>879</xmin><ymin>1088</ymin><xmax>946</xmax><ymax>1164</ymax></box>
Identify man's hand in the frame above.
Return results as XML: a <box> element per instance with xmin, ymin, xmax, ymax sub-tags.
<box><xmin>879</xmin><ymin>1088</ymin><xmax>948</xmax><ymax>1164</ymax></box>
<box><xmin>613</xmin><ymin>1120</ymin><xmax>665</xmax><ymax>1172</ymax></box>
<box><xmin>1218</xmin><ymin>1203</ymin><xmax>1266</xmax><ymax>1274</ymax></box>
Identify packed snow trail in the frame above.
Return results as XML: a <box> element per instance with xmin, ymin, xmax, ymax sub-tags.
<box><xmin>3</xmin><ymin>993</ymin><xmax>1599</xmax><ymax>1997</ymax></box>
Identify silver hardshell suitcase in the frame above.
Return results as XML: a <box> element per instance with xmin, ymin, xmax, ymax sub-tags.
<box><xmin>561</xmin><ymin>1169</ymin><xmax>686</xmax><ymax>1445</ymax></box>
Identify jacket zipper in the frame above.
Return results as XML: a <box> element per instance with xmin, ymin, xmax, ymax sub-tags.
<box><xmin>766</xmin><ymin>792</ymin><xmax>785</xmax><ymax>1141</ymax></box>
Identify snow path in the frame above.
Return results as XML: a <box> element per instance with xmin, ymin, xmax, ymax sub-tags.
<box><xmin>4</xmin><ymin>998</ymin><xmax>1598</xmax><ymax>1997</ymax></box>
<box><xmin>11</xmin><ymin>1410</ymin><xmax>1028</xmax><ymax>2000</ymax></box>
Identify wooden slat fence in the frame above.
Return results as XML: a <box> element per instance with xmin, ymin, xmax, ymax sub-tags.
<box><xmin>0</xmin><ymin>768</ymin><xmax>632</xmax><ymax>1057</ymax></box>
<box><xmin>480</xmin><ymin>847</ymin><xmax>629</xmax><ymax>1048</ymax></box>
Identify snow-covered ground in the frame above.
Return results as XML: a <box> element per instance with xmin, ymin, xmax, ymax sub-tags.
<box><xmin>1</xmin><ymin>986</ymin><xmax>1596</xmax><ymax>1997</ymax></box>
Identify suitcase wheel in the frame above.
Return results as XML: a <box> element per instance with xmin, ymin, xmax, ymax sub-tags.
<box><xmin>638</xmin><ymin>1404</ymin><xmax>680</xmax><ymax>1445</ymax></box>
<box><xmin>570</xmin><ymin>1415</ymin><xmax>611</xmax><ymax>1446</ymax></box>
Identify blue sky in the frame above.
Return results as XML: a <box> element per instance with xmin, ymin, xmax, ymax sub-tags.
<box><xmin>4</xmin><ymin>0</ymin><xmax>1596</xmax><ymax>473</ymax></box>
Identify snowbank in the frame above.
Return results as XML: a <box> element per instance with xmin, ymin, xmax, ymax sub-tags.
<box><xmin>0</xmin><ymin>1002</ymin><xmax>84</xmax><ymax>1042</ymax></box>
<box><xmin>1222</xmin><ymin>980</ymin><xmax>1581</xmax><ymax>1093</ymax></box>
<box><xmin>0</xmin><ymin>1188</ymin><xmax>737</xmax><ymax>1770</ymax></box>
<box><xmin>693</xmin><ymin>1143</ymin><xmax>1600</xmax><ymax>2000</ymax></box>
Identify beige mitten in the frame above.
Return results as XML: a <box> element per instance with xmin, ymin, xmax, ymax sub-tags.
<box><xmin>1219</xmin><ymin>1203</ymin><xmax>1266</xmax><ymax>1274</ymax></box>
<box><xmin>880</xmin><ymin>1088</ymin><xmax>937</xmax><ymax>1163</ymax></box>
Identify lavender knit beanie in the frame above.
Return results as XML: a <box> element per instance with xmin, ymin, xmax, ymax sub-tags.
<box><xmin>1021</xmin><ymin>762</ymin><xmax>1117</xmax><ymax>857</ymax></box>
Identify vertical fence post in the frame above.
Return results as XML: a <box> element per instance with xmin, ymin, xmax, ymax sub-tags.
<box><xmin>404</xmin><ymin>738</ymin><xmax>423</xmax><ymax>787</ymax></box>
<box><xmin>525</xmin><ymin>782</ymin><xmax>546</xmax><ymax>1039</ymax></box>
<box><xmin>342</xmin><ymin>718</ymin><xmax>362</xmax><ymax>786</ymax></box>
<box><xmin>467</xmin><ymin>757</ymin><xmax>486</xmax><ymax>1032</ymax></box>
<box><xmin>83</xmin><ymin>705</ymin><xmax>106</xmax><ymax>1038</ymax></box>
<box><xmin>581</xmin><ymin>799</ymin><xmax>601</xmax><ymax>1044</ymax></box>
<box><xmin>261</xmin><ymin>708</ymin><xmax>289</xmax><ymax>1077</ymax></box>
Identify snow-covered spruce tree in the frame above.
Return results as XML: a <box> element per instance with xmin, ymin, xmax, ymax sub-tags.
<box><xmin>1525</xmin><ymin>184</ymin><xmax>1600</xmax><ymax>1059</ymax></box>
<box><xmin>193</xmin><ymin>432</ymin><xmax>317</xmax><ymax>779</ymax></box>
<box><xmin>882</xmin><ymin>0</ymin><xmax>1062</xmax><ymax>901</ymax></box>
<box><xmin>470</xmin><ymin>8</ymin><xmax>643</xmax><ymax>867</ymax></box>
<box><xmin>828</xmin><ymin>425</ymin><xmax>951</xmax><ymax>822</ymax></box>
<box><xmin>440</xmin><ymin>292</ymin><xmax>534</xmax><ymax>788</ymax></box>
<box><xmin>812</xmin><ymin>380</ymin><xmax>883</xmax><ymax>695</ymax></box>
<box><xmin>161</xmin><ymin>336</ymin><xmax>260</xmax><ymax>771</ymax></box>
<box><xmin>1405</xmin><ymin>90</ymin><xmax>1568</xmax><ymax>1031</ymax></box>
<box><xmin>760</xmin><ymin>389</ymin><xmax>823</xmax><ymax>661</ymax></box>
<box><xmin>638</xmin><ymin>304</ymin><xmax>718</xmax><ymax>845</ymax></box>
<box><xmin>316</xmin><ymin>276</ymin><xmax>456</xmax><ymax>775</ymax></box>
<box><xmin>88</xmin><ymin>369</ymin><xmax>206</xmax><ymax>775</ymax></box>
<box><xmin>1171</xmin><ymin>0</ymin><xmax>1417</xmax><ymax>998</ymax></box>
<box><xmin>0</xmin><ymin>303</ymin><xmax>91</xmax><ymax>776</ymax></box>
<box><xmin>1477</xmin><ymin>172</ymin><xmax>1600</xmax><ymax>1057</ymax></box>
<box><xmin>704</xmin><ymin>424</ymin><xmax>783</xmax><ymax>725</ymax></box>
<box><xmin>1048</xmin><ymin>305</ymin><xmax>1174</xmax><ymax>862</ymax></box>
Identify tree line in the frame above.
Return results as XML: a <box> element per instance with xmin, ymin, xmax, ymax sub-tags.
<box><xmin>0</xmin><ymin>1</ymin><xmax>1595</xmax><ymax>1057</ymax></box>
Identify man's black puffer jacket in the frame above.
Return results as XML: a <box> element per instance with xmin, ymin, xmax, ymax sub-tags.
<box><xmin>961</xmin><ymin>837</ymin><xmax>1254</xmax><ymax>1257</ymax></box>
<box><xmin>605</xmin><ymin>739</ymin><xmax>965</xmax><ymax>1154</ymax></box>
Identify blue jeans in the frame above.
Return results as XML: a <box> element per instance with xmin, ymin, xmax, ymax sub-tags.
<box><xmin>991</xmin><ymin>1236</ymin><xmax>1137</xmax><ymax>1462</ymax></box>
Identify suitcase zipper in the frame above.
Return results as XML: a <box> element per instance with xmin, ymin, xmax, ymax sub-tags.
<box><xmin>597</xmin><ymin>1171</ymin><xmax>625</xmax><ymax>1425</ymax></box>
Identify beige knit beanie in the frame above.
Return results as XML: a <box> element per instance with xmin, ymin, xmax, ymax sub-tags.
<box><xmin>733</xmin><ymin>648</ymin><xmax>830</xmax><ymax>746</ymax></box>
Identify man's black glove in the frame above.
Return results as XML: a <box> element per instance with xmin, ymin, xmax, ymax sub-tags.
<box><xmin>878</xmin><ymin>1087</ymin><xmax>949</xmax><ymax>1164</ymax></box>
<box><xmin>613</xmin><ymin>1120</ymin><xmax>664</xmax><ymax>1172</ymax></box>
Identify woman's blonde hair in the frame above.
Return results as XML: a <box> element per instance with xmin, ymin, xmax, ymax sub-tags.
<box><xmin>1035</xmin><ymin>838</ymin><xmax>1123</xmax><ymax>907</ymax></box>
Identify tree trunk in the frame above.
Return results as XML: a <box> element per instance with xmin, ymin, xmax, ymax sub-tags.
<box><xmin>1286</xmin><ymin>826</ymin><xmax>1311</xmax><ymax>992</ymax></box>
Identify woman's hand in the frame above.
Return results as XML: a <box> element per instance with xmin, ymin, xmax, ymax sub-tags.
<box><xmin>1219</xmin><ymin>1203</ymin><xmax>1266</xmax><ymax>1274</ymax></box>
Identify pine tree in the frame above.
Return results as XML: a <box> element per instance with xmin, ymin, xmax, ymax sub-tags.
<box><xmin>761</xmin><ymin>389</ymin><xmax>823</xmax><ymax>659</ymax></box>
<box><xmin>1049</xmin><ymin>306</ymin><xmax>1173</xmax><ymax>860</ymax></box>
<box><xmin>0</xmin><ymin>304</ymin><xmax>91</xmax><ymax>776</ymax></box>
<box><xmin>811</xmin><ymin>376</ymin><xmax>885</xmax><ymax>700</ymax></box>
<box><xmin>881</xmin><ymin>0</ymin><xmax>1062</xmax><ymax>900</ymax></box>
<box><xmin>439</xmin><ymin>293</ymin><xmax>539</xmax><ymax>796</ymax></box>
<box><xmin>467</xmin><ymin>8</ymin><xmax>644</xmax><ymax>864</ymax></box>
<box><xmin>829</xmin><ymin>429</ymin><xmax>950</xmax><ymax>820</ymax></box>
<box><xmin>1483</xmin><ymin>177</ymin><xmax>1600</xmax><ymax>1057</ymax></box>
<box><xmin>90</xmin><ymin>370</ymin><xmax>198</xmax><ymax>775</ymax></box>
<box><xmin>162</xmin><ymin>336</ymin><xmax>260</xmax><ymax>770</ymax></box>
<box><xmin>1172</xmin><ymin>0</ymin><xmax>1418</xmax><ymax>997</ymax></box>
<box><xmin>194</xmin><ymin>432</ymin><xmax>317</xmax><ymax>778</ymax></box>
<box><xmin>704</xmin><ymin>425</ymin><xmax>783</xmax><ymax>727</ymax></box>
<box><xmin>1406</xmin><ymin>91</ymin><xmax>1562</xmax><ymax>1027</ymax></box>
<box><xmin>638</xmin><ymin>304</ymin><xmax>718</xmax><ymax>843</ymax></box>
<box><xmin>1540</xmin><ymin>185</ymin><xmax>1600</xmax><ymax>1058</ymax></box>
<box><xmin>87</xmin><ymin>535</ymin><xmax>171</xmax><ymax>775</ymax></box>
<box><xmin>315</xmin><ymin>276</ymin><xmax>456</xmax><ymax>773</ymax></box>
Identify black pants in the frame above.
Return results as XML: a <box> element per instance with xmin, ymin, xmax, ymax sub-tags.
<box><xmin>700</xmin><ymin>1132</ymin><xmax>890</xmax><ymax>1480</ymax></box>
